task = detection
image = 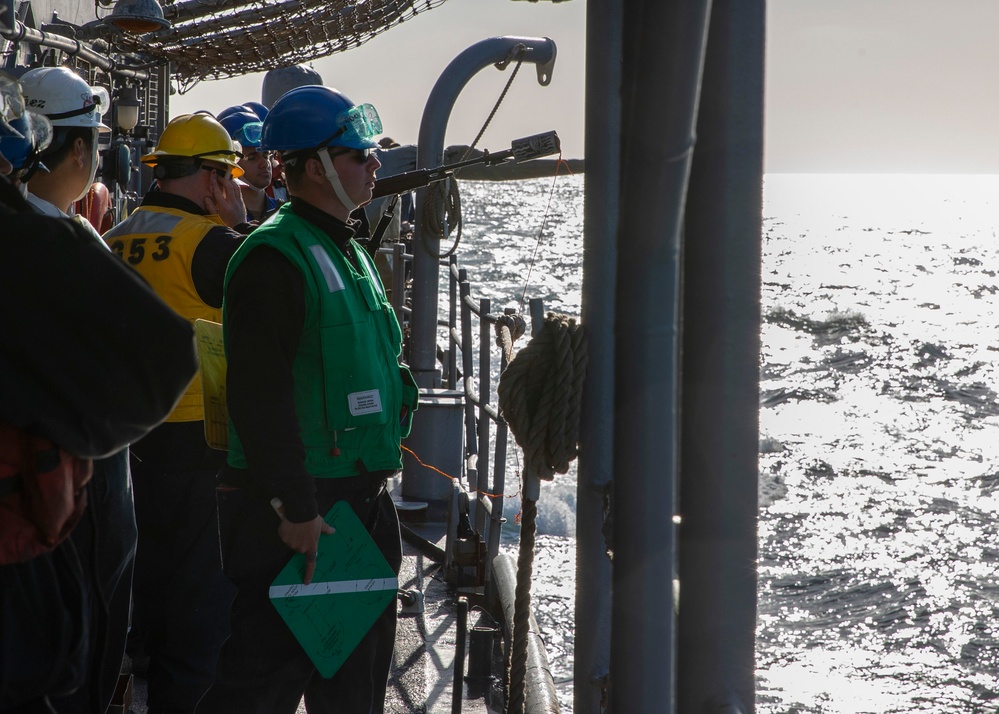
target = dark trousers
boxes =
[130,422,234,714]
[197,477,402,714]
[50,448,137,714]
[0,449,136,714]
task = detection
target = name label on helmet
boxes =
[309,245,345,293]
[26,99,46,108]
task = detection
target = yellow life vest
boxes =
[104,205,225,423]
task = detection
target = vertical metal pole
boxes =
[487,349,509,601]
[528,298,545,339]
[575,0,622,711]
[449,255,459,390]
[677,1,764,712]
[611,2,713,713]
[452,597,469,714]
[460,276,478,496]
[392,242,406,328]
[475,298,491,535]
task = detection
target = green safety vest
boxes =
[225,205,417,479]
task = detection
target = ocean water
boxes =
[759,174,999,714]
[451,174,583,711]
[454,173,999,713]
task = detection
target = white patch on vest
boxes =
[348,389,383,416]
[309,245,345,293]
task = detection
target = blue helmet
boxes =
[219,109,264,148]
[215,105,241,121]
[242,101,268,122]
[0,77,52,173]
[0,114,37,170]
[259,86,381,154]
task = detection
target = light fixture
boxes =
[104,0,171,33]
[116,85,142,133]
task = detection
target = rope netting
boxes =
[107,0,449,85]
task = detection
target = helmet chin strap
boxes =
[71,129,100,204]
[319,147,357,215]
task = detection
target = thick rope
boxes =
[506,498,537,714]
[498,313,587,714]
[498,313,587,479]
[495,312,527,364]
[420,178,462,259]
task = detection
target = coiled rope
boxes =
[498,313,587,480]
[498,312,587,714]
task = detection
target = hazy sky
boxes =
[171,0,999,174]
[766,0,999,173]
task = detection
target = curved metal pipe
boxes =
[0,20,150,79]
[409,35,556,388]
[492,554,559,714]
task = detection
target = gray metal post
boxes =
[677,1,764,712]
[403,36,558,509]
[574,0,622,710]
[459,275,478,466]
[611,1,713,713]
[475,297,491,534]
[391,242,406,326]
[448,255,459,389]
[409,36,557,389]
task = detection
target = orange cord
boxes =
[401,444,521,503]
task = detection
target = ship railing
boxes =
[381,237,543,592]
[444,256,556,714]
[378,241,413,327]
[384,242,554,712]
[443,254,545,593]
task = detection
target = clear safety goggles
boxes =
[0,73,26,137]
[0,73,52,154]
[339,103,381,141]
[321,103,382,148]
[234,121,263,147]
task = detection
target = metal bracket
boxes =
[494,42,528,71]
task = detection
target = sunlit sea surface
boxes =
[455,173,999,713]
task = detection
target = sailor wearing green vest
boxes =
[197,86,418,714]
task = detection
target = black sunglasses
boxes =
[200,164,232,180]
[327,147,372,164]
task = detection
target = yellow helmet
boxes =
[141,113,244,178]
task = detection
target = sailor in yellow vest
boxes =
[196,87,418,713]
[102,113,249,714]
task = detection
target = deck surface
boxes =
[123,522,497,713]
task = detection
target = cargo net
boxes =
[109,0,449,88]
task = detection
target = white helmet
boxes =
[19,67,111,132]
